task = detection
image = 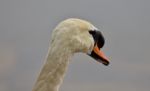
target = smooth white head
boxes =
[50,18,109,65]
[32,18,109,91]
[51,18,95,54]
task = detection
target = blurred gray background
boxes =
[0,0,150,91]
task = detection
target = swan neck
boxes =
[32,45,73,91]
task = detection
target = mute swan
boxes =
[32,18,109,91]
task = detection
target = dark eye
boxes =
[89,30,96,35]
[89,30,97,44]
[89,30,105,48]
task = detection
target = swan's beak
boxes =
[88,44,109,66]
[93,43,109,66]
[88,31,109,66]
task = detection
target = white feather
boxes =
[32,18,97,91]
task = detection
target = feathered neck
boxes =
[32,43,73,91]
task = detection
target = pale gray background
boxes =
[0,0,150,91]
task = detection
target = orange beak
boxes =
[88,30,109,66]
[88,43,109,66]
[93,44,109,65]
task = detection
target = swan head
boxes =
[51,18,109,66]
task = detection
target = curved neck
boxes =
[32,44,73,91]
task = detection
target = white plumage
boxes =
[32,18,109,91]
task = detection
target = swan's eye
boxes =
[89,30,96,35]
[89,30,105,48]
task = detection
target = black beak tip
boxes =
[103,61,109,66]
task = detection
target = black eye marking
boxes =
[89,30,105,48]
[89,30,98,43]
[89,30,96,35]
